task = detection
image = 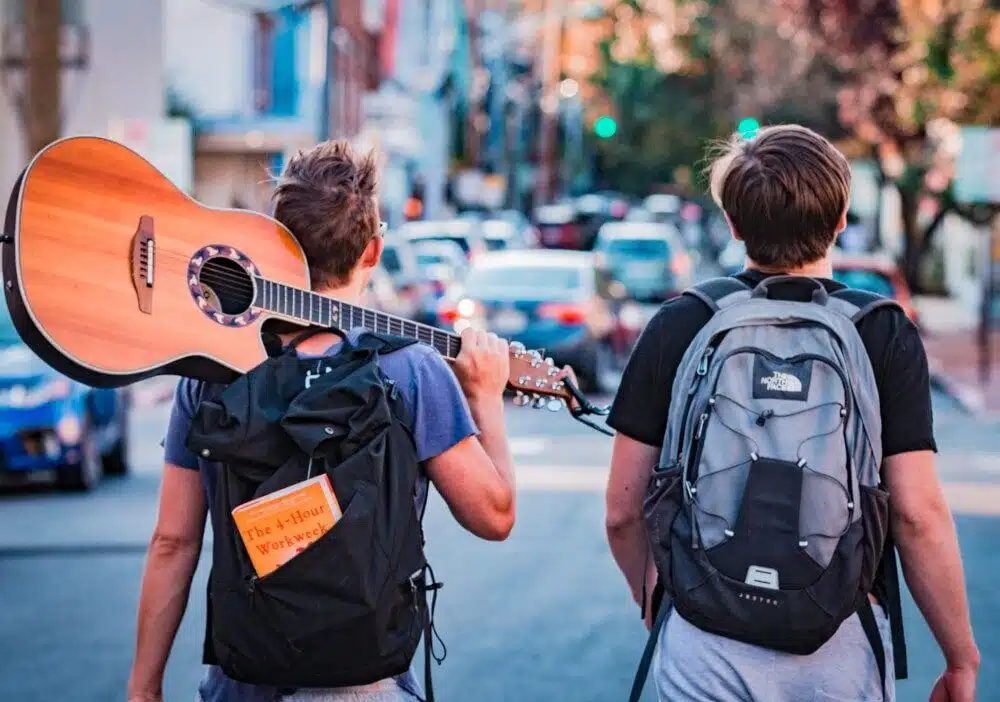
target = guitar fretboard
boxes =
[253,277,461,358]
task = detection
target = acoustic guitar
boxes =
[1,137,576,412]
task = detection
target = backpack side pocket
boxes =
[644,461,684,595]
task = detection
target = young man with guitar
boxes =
[127,141,519,702]
[606,125,979,701]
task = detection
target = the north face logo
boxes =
[759,371,802,393]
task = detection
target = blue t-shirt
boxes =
[163,329,478,702]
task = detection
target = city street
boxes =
[0,386,997,701]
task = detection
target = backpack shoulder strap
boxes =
[828,288,904,324]
[682,277,750,312]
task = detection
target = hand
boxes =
[929,666,978,702]
[127,693,163,702]
[455,328,510,402]
[554,365,582,412]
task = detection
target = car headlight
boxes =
[56,414,83,444]
[0,378,71,408]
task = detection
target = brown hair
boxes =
[272,140,381,290]
[708,124,851,269]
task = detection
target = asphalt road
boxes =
[0,383,998,702]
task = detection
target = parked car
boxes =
[533,203,586,250]
[362,264,420,320]
[380,235,437,323]
[437,250,627,392]
[832,251,919,323]
[399,220,487,263]
[491,209,539,248]
[593,221,693,302]
[480,218,533,251]
[0,301,129,490]
[411,239,468,299]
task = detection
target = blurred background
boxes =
[0,0,999,700]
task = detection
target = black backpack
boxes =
[186,329,442,696]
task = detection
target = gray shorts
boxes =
[277,679,420,702]
[653,605,895,702]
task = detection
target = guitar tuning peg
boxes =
[546,398,565,412]
[513,391,529,407]
[531,394,546,409]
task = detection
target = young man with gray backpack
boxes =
[606,125,979,701]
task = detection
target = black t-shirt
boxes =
[608,269,937,457]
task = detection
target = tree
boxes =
[22,0,62,157]
[778,0,1000,290]
[588,0,847,194]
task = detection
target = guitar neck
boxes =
[253,277,461,359]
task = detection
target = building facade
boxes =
[0,0,165,199]
[166,0,377,212]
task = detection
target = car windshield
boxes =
[416,251,456,267]
[411,235,470,254]
[832,269,896,297]
[602,238,669,260]
[0,300,21,347]
[464,265,584,299]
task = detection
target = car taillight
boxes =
[538,302,587,325]
[561,224,576,247]
[671,252,692,276]
[438,304,459,324]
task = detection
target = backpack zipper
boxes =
[677,346,715,467]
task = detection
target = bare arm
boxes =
[127,465,207,702]
[427,329,514,541]
[606,432,659,622]
[884,451,979,671]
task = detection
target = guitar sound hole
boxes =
[199,257,254,315]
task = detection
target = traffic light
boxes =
[595,116,617,139]
[737,118,760,139]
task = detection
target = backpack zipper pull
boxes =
[696,347,714,376]
[756,409,775,426]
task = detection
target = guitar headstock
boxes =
[506,342,573,411]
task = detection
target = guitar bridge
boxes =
[130,215,155,314]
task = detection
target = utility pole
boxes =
[319,0,337,140]
[23,0,62,156]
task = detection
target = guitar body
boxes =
[3,136,310,388]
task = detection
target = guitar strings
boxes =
[154,252,459,348]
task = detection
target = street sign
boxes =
[955,126,1000,204]
[108,118,193,193]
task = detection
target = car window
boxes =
[831,269,896,297]
[0,300,20,347]
[601,238,670,259]
[416,251,457,266]
[413,236,470,254]
[464,265,584,299]
[484,239,508,251]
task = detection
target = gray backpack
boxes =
[630,276,906,700]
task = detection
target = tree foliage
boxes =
[777,0,1000,288]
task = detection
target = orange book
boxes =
[232,474,342,577]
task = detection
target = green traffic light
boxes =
[595,116,617,139]
[737,118,760,139]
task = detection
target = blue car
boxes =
[0,301,128,490]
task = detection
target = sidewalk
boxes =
[915,296,1000,416]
